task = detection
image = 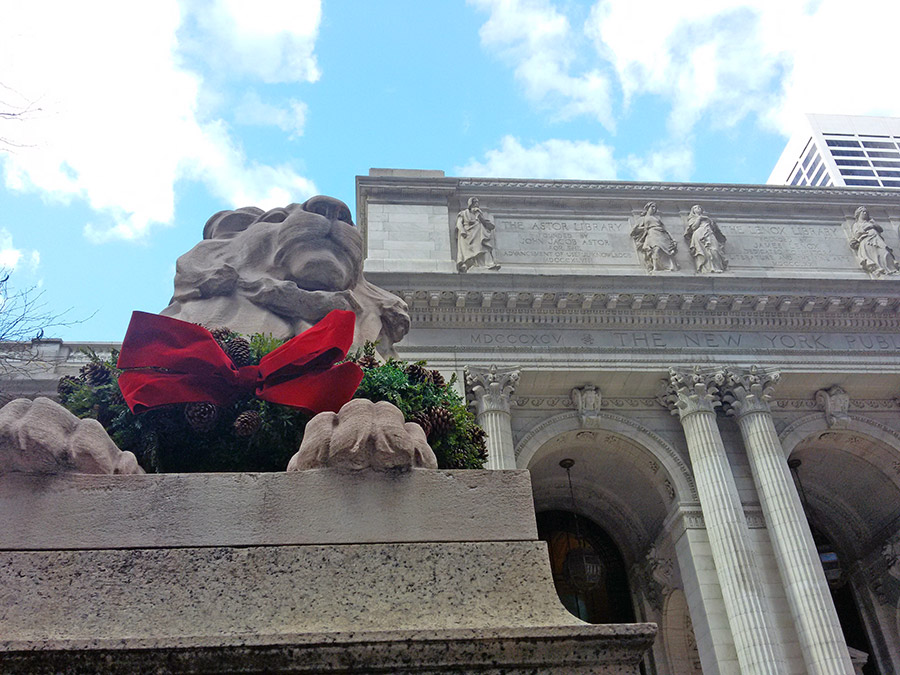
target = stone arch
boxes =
[516,410,696,502]
[779,412,900,674]
[662,589,703,675]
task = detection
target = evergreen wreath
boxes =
[59,336,487,473]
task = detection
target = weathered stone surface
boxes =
[0,467,656,674]
[0,470,538,549]
[161,195,410,355]
[288,399,437,471]
[0,625,657,674]
[0,397,142,475]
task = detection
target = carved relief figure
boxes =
[456,197,501,272]
[631,202,678,272]
[570,384,602,427]
[848,206,898,277]
[161,195,410,356]
[684,205,727,273]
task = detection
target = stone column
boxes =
[662,368,784,675]
[465,365,519,470]
[723,368,854,675]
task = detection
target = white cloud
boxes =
[0,1,320,242]
[234,91,308,137]
[184,0,321,84]
[625,148,694,183]
[587,0,900,137]
[470,0,614,128]
[473,0,900,156]
[458,135,618,179]
[0,228,39,272]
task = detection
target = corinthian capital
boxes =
[722,366,780,417]
[659,366,725,419]
[465,365,520,415]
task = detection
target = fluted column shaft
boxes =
[665,369,784,675]
[725,369,853,675]
[465,366,519,469]
[478,408,515,469]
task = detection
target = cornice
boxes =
[357,173,900,202]
[457,178,900,202]
[400,302,900,330]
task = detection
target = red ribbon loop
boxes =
[117,310,363,415]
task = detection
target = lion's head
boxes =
[161,195,409,355]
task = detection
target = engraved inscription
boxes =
[726,223,849,269]
[496,218,633,265]
[406,328,900,354]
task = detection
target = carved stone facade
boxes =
[5,171,900,674]
[356,171,900,675]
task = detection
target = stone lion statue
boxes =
[161,195,409,356]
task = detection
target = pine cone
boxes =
[467,425,488,458]
[225,337,252,367]
[405,363,430,384]
[207,326,233,343]
[427,406,454,438]
[110,381,125,406]
[57,375,81,398]
[80,361,111,386]
[184,402,218,432]
[358,354,378,369]
[411,410,433,437]
[233,410,262,437]
[430,370,446,388]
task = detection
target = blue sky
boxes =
[2,0,899,341]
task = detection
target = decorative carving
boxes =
[663,479,675,501]
[647,544,675,594]
[847,206,898,277]
[0,397,144,475]
[631,202,678,272]
[660,367,725,418]
[570,384,602,427]
[465,365,520,416]
[456,197,500,273]
[882,534,900,579]
[683,205,727,273]
[632,545,674,611]
[161,196,410,356]
[722,366,780,417]
[815,385,851,428]
[287,399,437,471]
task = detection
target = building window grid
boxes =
[823,132,900,187]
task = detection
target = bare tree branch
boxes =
[0,270,94,399]
[0,83,41,151]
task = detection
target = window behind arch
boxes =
[536,510,635,624]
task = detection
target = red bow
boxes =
[117,310,363,415]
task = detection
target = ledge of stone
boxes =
[0,469,538,549]
[1,625,658,674]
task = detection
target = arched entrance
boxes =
[781,415,900,675]
[518,411,696,674]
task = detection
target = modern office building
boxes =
[769,114,900,189]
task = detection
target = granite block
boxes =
[0,470,538,550]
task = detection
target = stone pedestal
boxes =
[0,470,655,673]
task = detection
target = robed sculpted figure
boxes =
[684,205,727,273]
[848,206,898,277]
[161,195,410,356]
[456,197,500,272]
[631,202,678,272]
